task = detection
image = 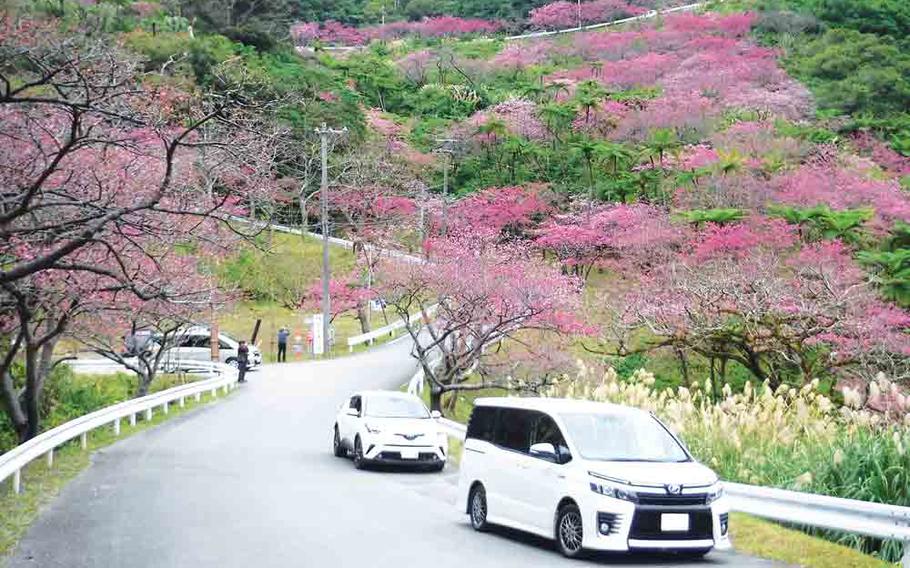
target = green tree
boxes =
[680,209,746,228]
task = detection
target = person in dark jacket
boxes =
[237,340,249,383]
[277,327,289,363]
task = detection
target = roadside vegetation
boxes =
[0,369,201,454]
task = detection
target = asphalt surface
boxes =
[8,337,785,567]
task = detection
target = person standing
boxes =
[237,340,249,383]
[277,327,289,363]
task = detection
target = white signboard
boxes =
[312,313,325,355]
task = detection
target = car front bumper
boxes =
[362,442,446,466]
[580,496,732,553]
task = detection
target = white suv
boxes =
[333,391,447,471]
[456,397,731,558]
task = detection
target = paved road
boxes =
[8,338,783,567]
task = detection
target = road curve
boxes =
[8,338,784,567]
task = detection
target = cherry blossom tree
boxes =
[300,275,375,325]
[448,185,552,240]
[529,0,645,30]
[536,204,684,280]
[0,17,279,441]
[377,237,583,412]
[600,234,910,389]
[73,258,221,397]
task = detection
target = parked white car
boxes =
[333,391,447,471]
[159,327,262,371]
[456,397,731,558]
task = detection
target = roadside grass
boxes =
[447,436,463,468]
[729,513,892,568]
[0,388,231,559]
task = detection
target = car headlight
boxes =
[364,423,382,434]
[590,481,638,503]
[706,483,724,504]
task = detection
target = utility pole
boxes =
[576,0,582,28]
[434,138,456,237]
[315,123,347,355]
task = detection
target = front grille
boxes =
[629,508,713,541]
[597,512,623,535]
[376,451,439,462]
[637,493,708,507]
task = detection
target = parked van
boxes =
[158,327,262,371]
[456,397,730,558]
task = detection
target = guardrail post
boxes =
[46,449,53,468]
[12,469,20,494]
[211,387,217,398]
[113,418,120,436]
[902,542,909,568]
[179,396,185,408]
[129,413,136,427]
[80,432,87,450]
[195,392,201,402]
[162,401,169,415]
[145,408,152,421]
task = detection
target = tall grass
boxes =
[546,365,910,561]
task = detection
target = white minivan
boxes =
[456,397,731,558]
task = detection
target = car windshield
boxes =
[559,412,690,463]
[365,396,430,419]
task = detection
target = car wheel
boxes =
[556,503,585,558]
[333,426,346,458]
[353,436,366,470]
[225,358,239,369]
[469,485,489,532]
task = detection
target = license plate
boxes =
[660,513,690,532]
[400,448,419,460]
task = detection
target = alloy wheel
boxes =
[470,487,488,531]
[558,507,583,556]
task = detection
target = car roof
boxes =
[473,396,648,417]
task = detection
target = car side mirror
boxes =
[529,442,557,462]
[430,410,442,419]
[345,408,360,417]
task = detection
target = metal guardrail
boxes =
[504,2,705,41]
[232,217,422,265]
[434,418,910,565]
[347,305,438,351]
[0,362,238,495]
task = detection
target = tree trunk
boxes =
[23,344,41,441]
[675,347,690,387]
[429,386,443,413]
[356,303,371,335]
[708,357,716,403]
[136,367,154,397]
[0,369,27,442]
